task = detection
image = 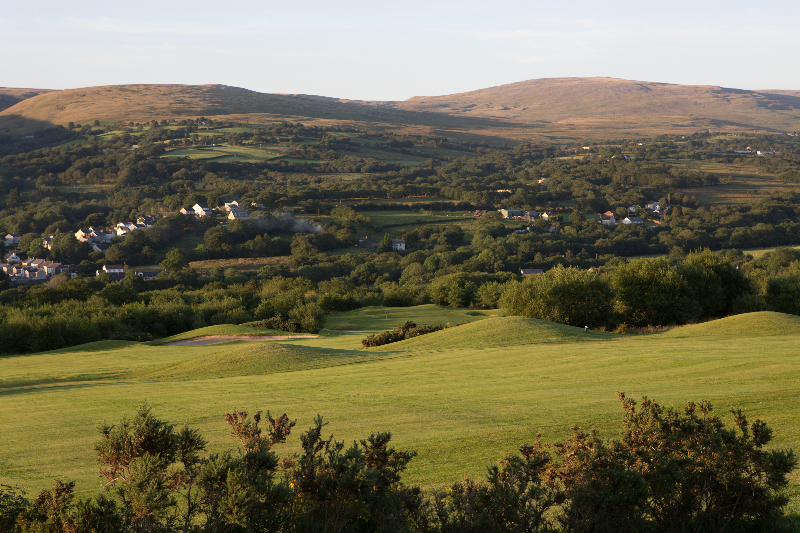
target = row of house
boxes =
[179,202,250,220]
[1,253,75,284]
[498,209,558,221]
[73,216,157,254]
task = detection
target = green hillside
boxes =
[659,311,800,338]
[2,308,800,501]
[372,315,618,352]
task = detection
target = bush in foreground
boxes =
[3,396,796,532]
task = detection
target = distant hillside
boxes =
[0,84,497,137]
[383,77,800,133]
[0,87,54,113]
[2,78,799,140]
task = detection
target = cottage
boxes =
[540,211,557,221]
[597,215,616,226]
[180,207,194,216]
[223,201,241,212]
[4,251,21,263]
[391,239,406,251]
[228,210,249,220]
[137,215,155,226]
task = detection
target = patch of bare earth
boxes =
[163,335,317,346]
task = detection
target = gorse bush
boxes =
[361,320,445,347]
[5,397,795,532]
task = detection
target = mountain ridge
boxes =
[2,78,799,140]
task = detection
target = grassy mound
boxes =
[126,342,383,381]
[148,323,303,345]
[371,316,617,352]
[659,311,800,338]
[324,304,488,332]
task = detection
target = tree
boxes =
[377,233,392,252]
[160,249,190,272]
[6,188,23,207]
[612,258,694,326]
[501,265,613,328]
[95,404,206,532]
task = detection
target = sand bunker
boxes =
[163,335,317,346]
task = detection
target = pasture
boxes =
[2,308,800,508]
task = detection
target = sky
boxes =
[2,0,799,101]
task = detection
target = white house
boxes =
[228,210,249,220]
[193,203,213,217]
[622,217,644,225]
[391,239,406,251]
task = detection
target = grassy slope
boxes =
[1,310,800,500]
[0,88,54,113]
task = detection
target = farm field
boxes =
[2,307,800,508]
[161,144,284,161]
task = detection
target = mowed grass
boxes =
[2,309,800,501]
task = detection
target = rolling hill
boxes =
[0,87,54,113]
[2,309,800,497]
[1,78,799,140]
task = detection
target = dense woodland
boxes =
[2,121,800,353]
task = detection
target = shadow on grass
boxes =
[0,377,124,396]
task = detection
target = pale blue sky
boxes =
[2,0,798,100]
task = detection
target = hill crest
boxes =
[2,78,799,139]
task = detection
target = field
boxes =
[161,144,284,161]
[2,307,800,509]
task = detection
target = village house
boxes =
[391,239,406,251]
[4,252,21,263]
[228,210,249,220]
[597,215,616,226]
[193,203,213,217]
[136,270,161,281]
[540,211,557,221]
[223,201,241,212]
[3,233,20,248]
[622,216,644,225]
[180,207,194,216]
[96,264,126,282]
